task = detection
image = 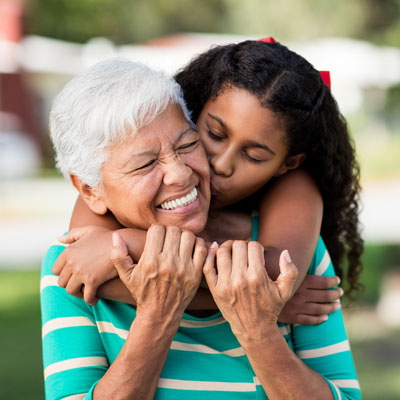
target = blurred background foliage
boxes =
[24,0,400,46]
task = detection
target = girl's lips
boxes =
[210,183,219,196]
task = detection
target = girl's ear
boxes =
[275,153,306,177]
[70,174,108,215]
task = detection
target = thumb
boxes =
[58,227,90,244]
[111,232,135,284]
[203,242,219,288]
[276,250,298,302]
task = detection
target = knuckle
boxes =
[216,246,230,256]
[326,289,340,301]
[167,225,181,235]
[150,224,165,234]
[85,276,97,286]
[220,240,233,249]
[182,230,195,240]
[197,245,208,258]
[247,274,260,287]
[249,241,262,251]
[58,278,66,288]
[196,237,206,246]
[232,278,245,291]
[65,286,74,295]
[232,240,246,249]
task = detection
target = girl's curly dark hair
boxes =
[175,40,363,298]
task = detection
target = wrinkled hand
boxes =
[278,275,343,325]
[203,240,298,343]
[52,227,117,305]
[111,225,207,324]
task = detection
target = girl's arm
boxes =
[69,195,123,230]
[258,168,323,285]
[258,169,342,324]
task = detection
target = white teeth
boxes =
[159,187,198,210]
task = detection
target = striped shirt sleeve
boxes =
[291,238,361,400]
[41,243,108,400]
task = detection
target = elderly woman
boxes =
[42,59,213,398]
[42,58,357,400]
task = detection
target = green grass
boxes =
[351,336,400,400]
[358,243,400,303]
[0,269,44,400]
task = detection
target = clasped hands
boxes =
[110,224,298,331]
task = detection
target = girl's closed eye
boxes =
[244,152,264,164]
[208,129,224,141]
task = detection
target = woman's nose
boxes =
[162,155,192,186]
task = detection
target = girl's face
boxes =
[196,87,301,210]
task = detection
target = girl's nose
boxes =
[209,150,234,178]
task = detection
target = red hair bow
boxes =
[258,37,331,89]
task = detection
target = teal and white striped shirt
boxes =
[41,236,361,399]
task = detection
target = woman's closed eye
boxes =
[135,159,157,171]
[177,140,200,151]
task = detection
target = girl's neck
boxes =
[201,208,252,243]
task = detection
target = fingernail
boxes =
[112,232,119,247]
[210,241,219,249]
[339,288,344,296]
[283,250,291,263]
[322,315,328,321]
[336,276,341,285]
[334,302,341,310]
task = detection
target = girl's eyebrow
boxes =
[208,112,275,155]
[207,113,227,129]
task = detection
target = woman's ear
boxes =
[70,174,108,215]
[275,153,306,177]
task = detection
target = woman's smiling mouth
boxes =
[159,187,198,210]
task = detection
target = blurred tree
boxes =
[24,0,227,43]
[23,0,400,46]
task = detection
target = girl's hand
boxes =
[203,240,298,343]
[278,275,343,325]
[58,225,105,244]
[52,227,118,305]
[111,225,207,324]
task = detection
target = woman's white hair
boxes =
[50,57,192,187]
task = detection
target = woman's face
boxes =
[94,104,210,234]
[196,87,292,210]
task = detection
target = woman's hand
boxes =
[278,275,343,325]
[203,240,298,343]
[111,224,207,324]
[52,227,117,305]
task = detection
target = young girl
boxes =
[53,39,362,322]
